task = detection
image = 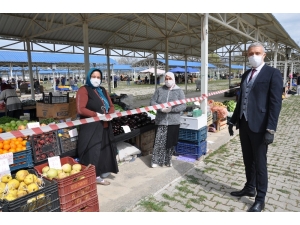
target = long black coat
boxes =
[77,86,118,176]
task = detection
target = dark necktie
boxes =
[248,69,256,83]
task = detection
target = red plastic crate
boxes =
[64,195,100,212]
[59,182,97,205]
[34,157,96,195]
[60,190,97,212]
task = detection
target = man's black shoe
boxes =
[230,189,256,197]
[247,202,265,212]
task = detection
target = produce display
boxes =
[0,118,28,132]
[222,100,237,112]
[0,170,44,201]
[112,112,154,136]
[208,100,228,119]
[114,104,124,112]
[0,137,28,154]
[31,131,60,163]
[41,163,82,180]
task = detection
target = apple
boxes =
[18,125,26,130]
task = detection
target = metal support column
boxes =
[229,50,232,88]
[165,39,169,73]
[26,40,35,99]
[273,43,278,69]
[283,58,288,89]
[200,13,208,114]
[83,20,90,77]
[154,51,157,90]
[106,47,111,94]
[184,55,188,94]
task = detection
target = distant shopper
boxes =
[150,72,186,168]
[126,75,131,86]
[56,78,60,86]
[297,73,300,95]
[0,83,23,119]
[33,79,40,94]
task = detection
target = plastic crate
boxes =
[175,140,207,159]
[9,148,34,172]
[31,131,61,164]
[2,169,60,212]
[43,92,69,104]
[34,157,96,195]
[178,126,207,143]
[64,195,100,212]
[59,185,97,211]
[57,127,78,155]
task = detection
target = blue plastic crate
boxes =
[178,126,207,143]
[9,148,34,172]
[175,140,207,159]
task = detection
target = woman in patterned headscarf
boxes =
[76,68,118,185]
[0,83,23,119]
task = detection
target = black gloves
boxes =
[264,132,274,145]
[228,123,234,136]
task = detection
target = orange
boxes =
[11,137,16,141]
[22,140,27,146]
[0,149,3,154]
[2,150,8,154]
[3,140,10,145]
[3,144,10,150]
[10,143,16,149]
[0,143,3,148]
[14,141,20,145]
[17,137,23,142]
[17,144,23,149]
[16,147,22,152]
[9,148,16,153]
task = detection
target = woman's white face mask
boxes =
[165,80,175,88]
[90,78,101,87]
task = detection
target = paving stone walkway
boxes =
[126,95,300,212]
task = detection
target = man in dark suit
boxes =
[228,42,283,212]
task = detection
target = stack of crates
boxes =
[175,125,208,160]
[34,157,99,212]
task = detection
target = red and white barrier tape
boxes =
[0,87,236,140]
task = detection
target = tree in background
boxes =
[116,57,139,65]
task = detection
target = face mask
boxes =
[165,80,175,88]
[90,78,101,87]
[248,55,263,68]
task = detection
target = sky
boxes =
[273,13,300,44]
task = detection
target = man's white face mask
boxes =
[248,55,263,68]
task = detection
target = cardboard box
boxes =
[36,98,77,119]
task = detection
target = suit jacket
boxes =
[230,64,283,133]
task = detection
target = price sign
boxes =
[0,158,11,177]
[121,125,131,133]
[0,152,13,165]
[27,122,40,129]
[48,156,62,169]
[68,128,78,137]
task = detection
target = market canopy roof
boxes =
[0,51,117,66]
[158,59,217,69]
[139,68,165,74]
[0,13,298,60]
[224,64,250,70]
